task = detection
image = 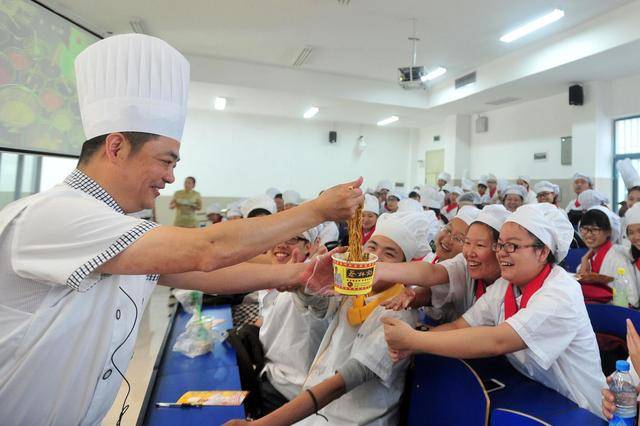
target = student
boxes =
[457,191,482,208]
[266,188,284,213]
[408,190,421,201]
[283,190,302,210]
[501,185,528,212]
[361,194,380,244]
[516,175,538,204]
[225,211,431,426]
[566,173,593,225]
[576,206,638,306]
[481,174,499,205]
[241,194,277,218]
[441,186,463,222]
[226,200,244,220]
[382,203,607,418]
[533,180,561,207]
[384,190,404,213]
[205,203,223,224]
[420,186,445,222]
[437,172,451,191]
[375,180,393,205]
[477,175,489,203]
[383,205,509,322]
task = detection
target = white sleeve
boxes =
[432,254,468,309]
[505,286,578,370]
[11,192,157,292]
[462,281,504,327]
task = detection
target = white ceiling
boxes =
[41,0,640,127]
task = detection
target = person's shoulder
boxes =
[539,265,582,300]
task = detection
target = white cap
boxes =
[226,201,243,219]
[372,211,432,261]
[241,195,277,218]
[318,221,340,245]
[398,198,423,213]
[75,34,190,141]
[486,174,497,183]
[420,186,445,209]
[577,189,609,211]
[449,186,464,196]
[587,206,622,244]
[625,203,640,227]
[282,190,301,206]
[506,203,574,262]
[387,190,405,201]
[617,159,640,190]
[477,175,489,187]
[457,192,481,206]
[363,194,380,215]
[266,187,281,198]
[300,225,322,244]
[455,205,481,225]
[517,175,531,185]
[461,178,475,192]
[572,173,592,185]
[474,204,511,232]
[497,179,510,194]
[533,180,560,195]
[205,203,222,215]
[437,172,451,182]
[424,210,441,244]
[501,184,528,201]
[376,180,393,192]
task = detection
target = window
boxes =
[0,151,77,209]
[613,116,640,210]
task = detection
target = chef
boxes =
[0,34,362,425]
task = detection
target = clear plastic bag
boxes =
[173,290,203,316]
[173,315,228,358]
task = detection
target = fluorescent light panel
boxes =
[303,106,319,119]
[500,9,564,43]
[214,97,226,110]
[377,115,399,126]
[421,67,447,81]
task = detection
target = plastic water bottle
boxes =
[609,360,638,426]
[612,268,630,308]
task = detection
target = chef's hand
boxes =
[310,177,364,222]
[626,319,640,375]
[601,375,640,420]
[381,286,416,311]
[381,316,417,362]
[299,247,344,296]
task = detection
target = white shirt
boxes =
[462,265,606,418]
[0,170,158,425]
[259,291,332,400]
[566,198,581,212]
[525,189,537,204]
[297,296,416,426]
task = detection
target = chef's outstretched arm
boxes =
[96,178,363,276]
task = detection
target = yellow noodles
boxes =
[347,203,366,261]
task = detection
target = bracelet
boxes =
[306,389,328,422]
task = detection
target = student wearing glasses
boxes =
[576,206,638,307]
[382,203,606,418]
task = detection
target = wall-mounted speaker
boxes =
[569,85,583,106]
[329,131,337,143]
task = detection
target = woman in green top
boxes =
[170,176,202,227]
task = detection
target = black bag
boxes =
[226,324,265,419]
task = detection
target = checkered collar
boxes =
[64,169,124,214]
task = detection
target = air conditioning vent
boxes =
[455,72,476,89]
[485,97,520,106]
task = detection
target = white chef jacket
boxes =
[462,265,606,418]
[598,245,639,307]
[296,296,416,426]
[259,291,332,400]
[0,169,159,425]
[525,189,537,204]
[566,198,581,212]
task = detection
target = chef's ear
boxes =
[104,133,129,162]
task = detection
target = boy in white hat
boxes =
[383,203,606,418]
[566,172,594,212]
[230,211,430,425]
[0,34,364,425]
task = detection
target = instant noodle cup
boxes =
[331,252,378,295]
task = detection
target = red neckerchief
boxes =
[589,240,613,274]
[474,280,487,300]
[361,225,376,244]
[575,199,581,208]
[413,255,426,262]
[504,264,552,320]
[431,256,440,264]
[445,203,458,213]
[635,258,640,272]
[489,188,496,198]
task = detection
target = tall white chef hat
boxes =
[617,159,640,190]
[372,211,433,261]
[506,203,574,262]
[75,34,190,141]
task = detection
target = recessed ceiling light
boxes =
[500,9,564,43]
[421,67,447,82]
[303,106,319,119]
[377,116,399,126]
[214,97,226,110]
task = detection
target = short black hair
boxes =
[247,209,271,218]
[579,209,612,232]
[78,132,159,165]
[186,176,196,185]
[408,191,420,199]
[274,194,283,199]
[526,231,556,264]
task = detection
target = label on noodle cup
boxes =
[332,252,378,295]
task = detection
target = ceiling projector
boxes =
[398,66,427,90]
